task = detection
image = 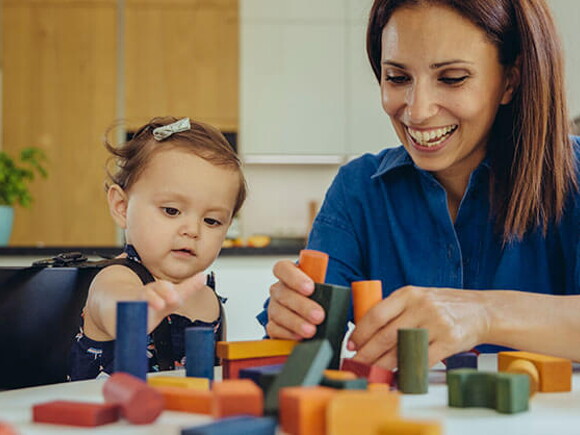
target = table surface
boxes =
[0,355,579,434]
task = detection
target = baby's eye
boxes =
[162,207,180,216]
[204,218,222,227]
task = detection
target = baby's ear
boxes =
[107,184,129,229]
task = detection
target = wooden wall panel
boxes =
[125,0,239,131]
[2,0,118,246]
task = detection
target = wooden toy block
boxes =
[211,379,264,418]
[397,328,429,394]
[279,386,338,435]
[239,363,285,388]
[498,351,572,392]
[341,358,394,384]
[153,385,213,414]
[502,358,539,396]
[0,422,18,435]
[115,301,148,380]
[222,355,288,379]
[103,372,164,424]
[181,416,277,435]
[216,339,297,360]
[298,249,329,284]
[368,383,391,392]
[32,400,119,427]
[264,339,333,415]
[308,282,351,369]
[444,351,478,371]
[447,369,529,414]
[185,326,215,380]
[379,419,442,435]
[324,369,356,381]
[326,390,400,435]
[321,376,368,390]
[352,280,383,323]
[147,376,210,390]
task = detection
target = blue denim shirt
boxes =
[257,138,580,351]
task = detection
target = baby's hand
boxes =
[141,273,206,315]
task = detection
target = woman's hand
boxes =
[266,260,326,340]
[347,285,492,369]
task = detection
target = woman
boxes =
[259,0,580,369]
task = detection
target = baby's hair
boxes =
[104,116,247,217]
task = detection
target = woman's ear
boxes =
[500,56,521,105]
[107,184,129,229]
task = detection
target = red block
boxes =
[212,379,264,418]
[222,355,288,379]
[341,358,394,385]
[103,372,164,424]
[32,401,120,427]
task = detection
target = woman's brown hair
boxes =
[105,116,247,217]
[367,0,576,241]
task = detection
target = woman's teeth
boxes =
[408,125,457,147]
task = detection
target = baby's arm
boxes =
[83,265,206,341]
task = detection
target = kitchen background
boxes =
[1,0,580,341]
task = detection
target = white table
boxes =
[0,355,579,434]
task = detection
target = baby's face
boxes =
[122,148,239,283]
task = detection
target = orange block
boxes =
[498,351,572,392]
[279,386,338,435]
[504,359,539,396]
[324,370,357,381]
[368,383,391,392]
[212,379,263,418]
[298,249,329,284]
[327,390,400,435]
[216,339,297,360]
[352,280,383,323]
[148,376,210,390]
[379,419,442,435]
[154,386,213,414]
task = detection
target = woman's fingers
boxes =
[273,260,315,296]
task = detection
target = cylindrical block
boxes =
[185,327,215,380]
[298,249,329,284]
[115,301,148,380]
[506,359,539,396]
[397,328,429,394]
[352,280,383,323]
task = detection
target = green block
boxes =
[308,283,351,369]
[320,376,368,390]
[397,328,428,394]
[264,339,333,415]
[496,372,530,414]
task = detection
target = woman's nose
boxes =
[405,82,438,124]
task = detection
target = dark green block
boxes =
[448,369,495,408]
[308,283,351,369]
[321,376,368,390]
[264,339,333,415]
[495,372,530,414]
[397,328,428,394]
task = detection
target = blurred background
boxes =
[1,0,579,248]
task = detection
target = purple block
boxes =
[239,363,285,386]
[445,352,478,371]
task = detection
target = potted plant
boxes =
[0,147,48,245]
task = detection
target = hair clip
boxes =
[152,118,191,141]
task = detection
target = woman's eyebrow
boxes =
[381,59,474,69]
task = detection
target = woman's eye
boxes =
[439,76,468,85]
[204,218,222,227]
[163,207,180,216]
[385,75,410,84]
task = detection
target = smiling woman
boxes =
[261,0,580,370]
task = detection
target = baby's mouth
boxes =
[173,248,195,257]
[407,124,458,147]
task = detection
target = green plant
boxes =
[0,147,48,207]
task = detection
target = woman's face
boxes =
[380,4,516,181]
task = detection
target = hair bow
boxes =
[152,118,191,141]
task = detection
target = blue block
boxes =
[239,364,285,386]
[185,326,215,380]
[446,352,478,371]
[181,416,277,435]
[115,301,148,380]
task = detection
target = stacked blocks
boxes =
[298,250,352,369]
[341,358,394,385]
[239,364,285,391]
[497,351,572,393]
[398,328,429,394]
[447,369,529,414]
[148,376,210,390]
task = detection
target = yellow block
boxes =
[368,383,391,392]
[498,351,572,392]
[327,390,400,435]
[324,370,357,381]
[216,339,298,360]
[379,419,442,435]
[147,376,210,390]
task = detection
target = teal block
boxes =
[496,372,530,414]
[321,376,368,390]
